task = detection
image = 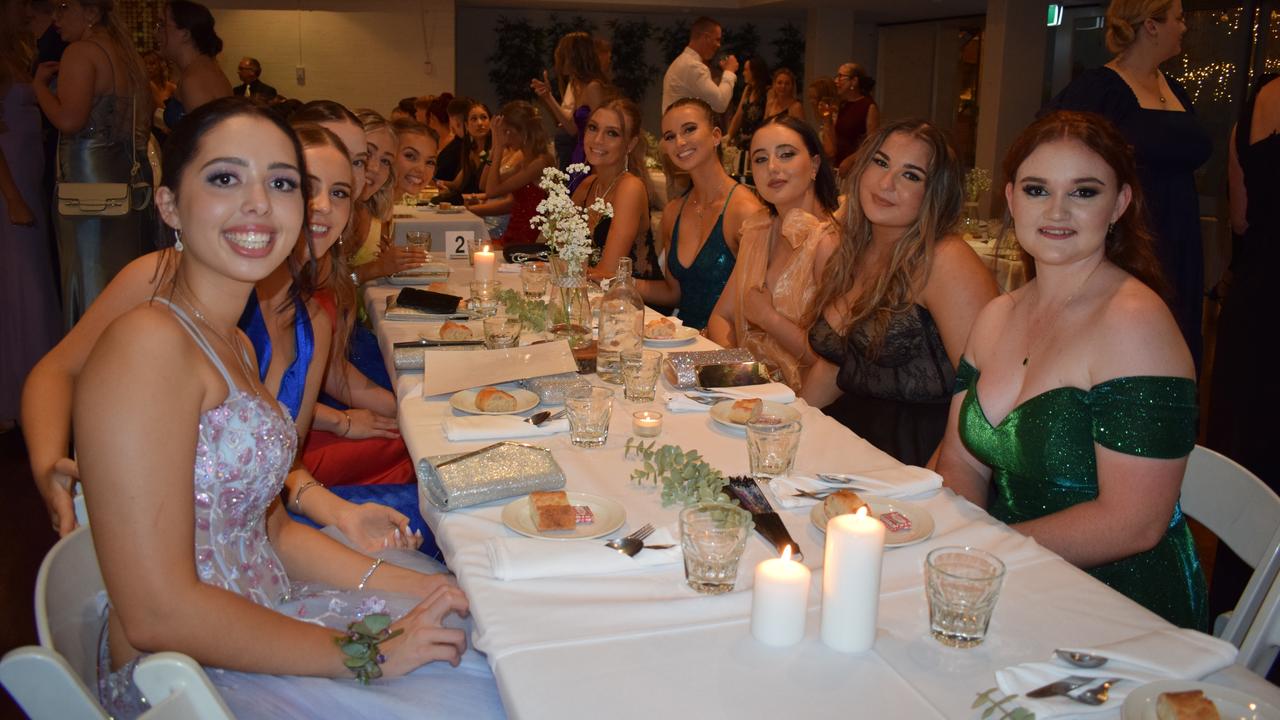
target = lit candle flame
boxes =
[855,506,869,518]
[781,545,793,562]
[483,244,491,253]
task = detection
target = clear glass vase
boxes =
[548,255,594,354]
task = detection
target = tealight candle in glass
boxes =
[632,410,663,437]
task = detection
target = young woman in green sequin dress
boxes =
[936,111,1206,630]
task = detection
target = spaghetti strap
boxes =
[716,184,739,222]
[152,297,241,392]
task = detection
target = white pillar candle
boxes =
[820,507,884,652]
[474,245,496,283]
[751,545,810,646]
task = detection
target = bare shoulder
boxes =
[932,233,988,269]
[613,173,647,207]
[924,234,1000,302]
[730,185,764,216]
[1091,274,1193,381]
[82,303,198,388]
[660,196,683,235]
[965,291,1017,365]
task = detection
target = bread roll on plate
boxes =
[440,320,473,340]
[475,387,517,412]
[1156,690,1220,720]
[726,398,763,424]
[530,491,576,531]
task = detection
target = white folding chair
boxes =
[1179,445,1280,647]
[0,527,233,719]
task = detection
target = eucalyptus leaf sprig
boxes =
[624,439,731,506]
[496,288,549,332]
[972,688,1034,720]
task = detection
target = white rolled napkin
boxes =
[995,629,1238,718]
[487,528,682,580]
[766,466,943,509]
[664,383,797,413]
[443,416,569,442]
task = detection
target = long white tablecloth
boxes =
[364,262,1279,719]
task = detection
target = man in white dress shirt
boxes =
[660,16,739,114]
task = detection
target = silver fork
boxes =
[683,394,725,406]
[604,523,655,556]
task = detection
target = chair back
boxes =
[34,527,106,685]
[0,646,108,719]
[1180,445,1280,646]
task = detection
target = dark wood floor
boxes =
[0,428,62,720]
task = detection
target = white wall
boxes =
[205,0,456,115]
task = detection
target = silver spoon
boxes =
[1054,649,1108,668]
[1068,678,1122,705]
[604,524,655,556]
[523,410,551,425]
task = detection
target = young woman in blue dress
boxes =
[936,110,1205,629]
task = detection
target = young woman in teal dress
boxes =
[936,110,1205,630]
[637,97,762,329]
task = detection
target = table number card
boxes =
[448,231,475,260]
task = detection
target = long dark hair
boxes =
[1001,110,1167,298]
[167,0,222,58]
[158,98,316,308]
[749,114,838,216]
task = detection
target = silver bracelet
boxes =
[291,479,321,513]
[357,558,385,591]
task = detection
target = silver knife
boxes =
[1025,676,1093,699]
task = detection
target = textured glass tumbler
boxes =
[621,350,662,401]
[925,546,1006,648]
[746,416,801,481]
[679,503,752,594]
[520,262,551,300]
[482,315,521,349]
[566,386,613,448]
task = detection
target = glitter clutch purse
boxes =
[662,348,757,389]
[521,372,590,403]
[418,442,566,511]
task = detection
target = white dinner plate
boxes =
[709,400,801,435]
[421,320,482,342]
[449,387,540,415]
[644,326,699,347]
[501,492,626,540]
[1121,680,1280,720]
[809,499,935,548]
[433,206,465,214]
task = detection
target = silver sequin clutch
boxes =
[662,348,757,388]
[418,442,566,511]
[521,372,590,404]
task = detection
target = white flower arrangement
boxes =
[964,167,992,203]
[529,163,612,271]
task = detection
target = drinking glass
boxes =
[468,280,498,318]
[565,386,613,448]
[925,546,1006,648]
[746,416,801,481]
[520,262,551,300]
[406,230,432,262]
[482,315,521,349]
[679,502,752,594]
[620,350,662,402]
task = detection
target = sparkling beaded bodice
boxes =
[192,391,297,607]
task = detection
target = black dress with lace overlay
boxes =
[808,305,955,465]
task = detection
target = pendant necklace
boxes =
[175,284,264,397]
[1021,261,1103,366]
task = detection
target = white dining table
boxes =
[363,261,1280,719]
[389,203,491,255]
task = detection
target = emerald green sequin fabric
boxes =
[954,359,1207,630]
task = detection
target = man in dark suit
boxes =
[233,57,277,101]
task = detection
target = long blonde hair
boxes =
[806,119,963,356]
[80,1,150,108]
[354,108,396,221]
[0,0,35,87]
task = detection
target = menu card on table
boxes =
[421,340,578,396]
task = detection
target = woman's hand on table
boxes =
[39,456,80,536]
[377,245,429,276]
[379,584,470,676]
[334,502,421,553]
[345,408,400,440]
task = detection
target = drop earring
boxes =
[174,229,184,252]
[1106,222,1115,238]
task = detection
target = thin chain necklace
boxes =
[174,284,264,397]
[689,177,732,219]
[1020,261,1103,366]
[588,170,624,227]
